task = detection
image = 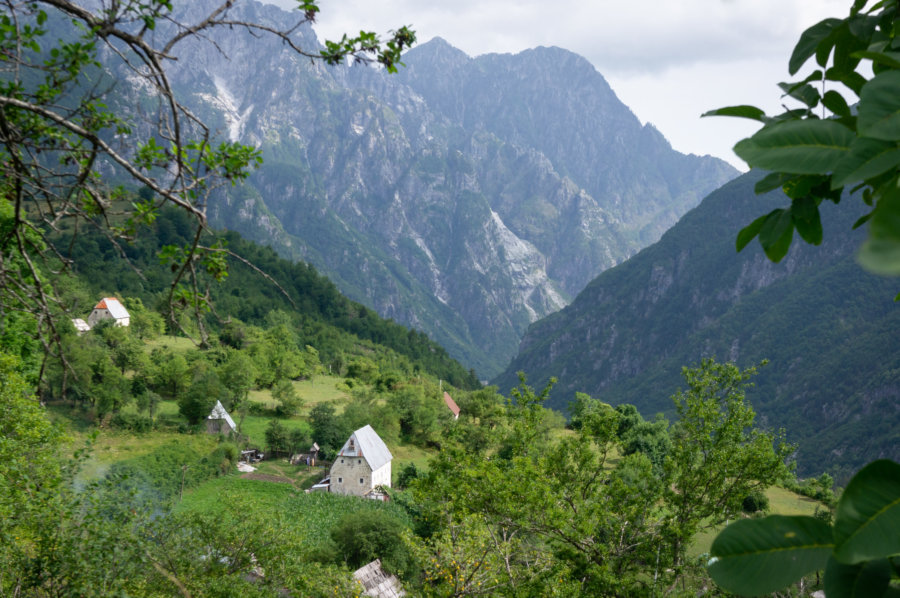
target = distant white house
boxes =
[87,297,130,328]
[206,400,236,435]
[330,425,392,498]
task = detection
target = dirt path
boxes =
[241,463,301,489]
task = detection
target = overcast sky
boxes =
[269,0,851,170]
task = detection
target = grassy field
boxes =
[177,475,412,551]
[391,443,433,480]
[239,414,311,448]
[688,486,823,557]
[247,375,351,416]
[143,335,198,354]
[73,429,220,484]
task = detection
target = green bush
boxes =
[109,412,154,433]
[741,489,770,514]
[328,510,415,577]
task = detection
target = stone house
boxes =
[87,297,130,328]
[330,425,392,497]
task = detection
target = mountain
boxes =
[128,0,737,378]
[495,171,900,479]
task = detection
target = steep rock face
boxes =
[158,1,736,377]
[496,171,900,479]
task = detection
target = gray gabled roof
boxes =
[207,400,236,430]
[338,425,392,471]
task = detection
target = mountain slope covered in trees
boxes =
[118,0,738,377]
[496,171,900,479]
[60,207,480,390]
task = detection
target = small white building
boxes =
[330,425,392,497]
[353,559,405,597]
[71,318,91,335]
[87,297,130,327]
[206,400,236,435]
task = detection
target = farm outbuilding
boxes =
[330,425,392,497]
[71,318,91,335]
[206,400,236,435]
[352,559,405,597]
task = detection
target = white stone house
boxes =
[206,400,236,435]
[330,425,392,497]
[87,297,130,327]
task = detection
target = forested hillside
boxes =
[497,171,900,479]
[60,207,480,390]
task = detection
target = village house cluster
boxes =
[71,297,130,333]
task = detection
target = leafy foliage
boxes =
[708,459,900,596]
[705,0,900,273]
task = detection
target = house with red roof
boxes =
[443,391,460,420]
[87,297,130,328]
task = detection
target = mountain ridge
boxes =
[137,2,739,377]
[495,171,900,478]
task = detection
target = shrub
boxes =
[741,489,770,514]
[329,510,415,577]
[109,412,154,433]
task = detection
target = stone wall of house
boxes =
[331,458,391,496]
[331,457,373,496]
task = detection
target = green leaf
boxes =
[734,120,855,175]
[852,212,873,229]
[759,209,794,262]
[790,19,843,75]
[708,515,833,596]
[858,71,900,140]
[823,90,852,118]
[827,66,869,95]
[736,214,767,252]
[833,460,900,563]
[853,50,900,69]
[824,556,892,598]
[778,81,821,109]
[754,172,796,194]
[792,196,823,245]
[702,105,768,123]
[832,138,900,188]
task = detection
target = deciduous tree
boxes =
[663,359,791,570]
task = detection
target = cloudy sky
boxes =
[271,0,851,170]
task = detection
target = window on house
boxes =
[359,478,364,484]
[338,477,342,483]
[340,459,344,463]
[357,459,361,464]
